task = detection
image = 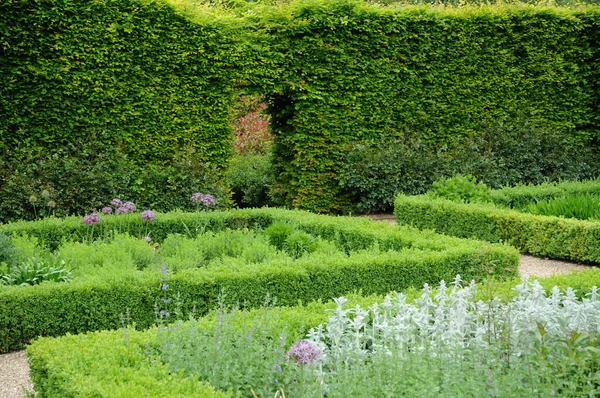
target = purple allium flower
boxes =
[286,340,321,366]
[191,192,217,207]
[47,200,56,209]
[141,209,156,222]
[82,212,102,225]
[111,198,123,207]
[144,236,153,243]
[116,206,129,215]
[123,201,137,212]
[102,206,113,214]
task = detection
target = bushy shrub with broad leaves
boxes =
[1,257,72,287]
[0,134,230,223]
[428,175,492,203]
[339,118,600,213]
[227,153,274,208]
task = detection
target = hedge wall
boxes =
[257,0,600,212]
[394,194,600,263]
[0,208,519,352]
[0,0,246,163]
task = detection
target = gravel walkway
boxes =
[0,216,595,397]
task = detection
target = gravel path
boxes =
[0,216,595,397]
[0,350,33,398]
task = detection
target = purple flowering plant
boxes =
[141,210,156,222]
[191,192,217,210]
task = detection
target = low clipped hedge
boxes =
[26,299,368,397]
[394,194,600,263]
[0,209,518,352]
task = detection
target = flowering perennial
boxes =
[141,210,156,222]
[286,340,321,366]
[191,192,216,207]
[82,212,102,225]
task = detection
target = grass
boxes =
[520,193,600,221]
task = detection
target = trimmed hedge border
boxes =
[394,194,600,263]
[0,209,518,352]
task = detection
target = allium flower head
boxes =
[191,192,217,207]
[141,210,156,222]
[116,207,128,215]
[286,340,321,365]
[83,212,102,225]
[111,198,123,207]
[123,201,137,212]
[41,189,50,199]
[144,236,153,243]
[29,195,37,204]
[47,200,57,209]
[102,206,113,214]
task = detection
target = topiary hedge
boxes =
[394,194,600,263]
[0,208,518,352]
[256,0,600,212]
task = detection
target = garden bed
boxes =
[27,272,600,397]
[0,208,517,352]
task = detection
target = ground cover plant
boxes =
[394,178,600,263]
[27,271,600,397]
[520,193,600,221]
[0,207,518,352]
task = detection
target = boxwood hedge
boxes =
[394,193,600,263]
[0,208,518,352]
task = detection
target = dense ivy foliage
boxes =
[256,0,600,212]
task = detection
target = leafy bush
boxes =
[264,222,295,251]
[0,231,17,265]
[1,257,72,287]
[0,139,231,223]
[522,193,600,221]
[338,120,600,213]
[283,230,316,259]
[232,96,272,156]
[227,153,274,208]
[429,175,492,203]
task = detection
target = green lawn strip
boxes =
[394,194,600,263]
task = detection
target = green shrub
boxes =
[264,222,295,251]
[337,118,600,213]
[1,257,72,287]
[522,193,600,220]
[428,175,492,203]
[490,179,600,209]
[227,153,274,208]
[0,231,17,265]
[283,230,316,259]
[0,139,232,223]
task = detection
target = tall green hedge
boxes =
[257,0,600,212]
[0,0,246,164]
